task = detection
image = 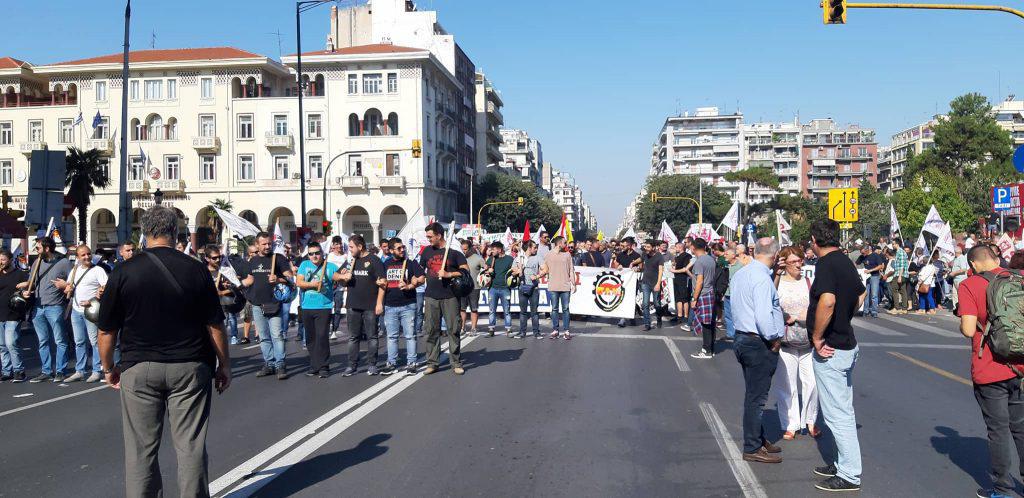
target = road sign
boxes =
[827,188,859,222]
[1014,145,1024,173]
[839,222,853,229]
[992,184,1023,215]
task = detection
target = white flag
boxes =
[889,204,901,237]
[219,250,242,287]
[213,207,260,239]
[776,210,792,246]
[913,232,930,265]
[658,220,678,245]
[533,224,546,242]
[396,208,428,256]
[501,227,514,249]
[623,227,638,241]
[272,221,286,255]
[935,222,956,262]
[722,202,740,231]
[997,233,1015,260]
[922,205,945,236]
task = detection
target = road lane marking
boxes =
[888,351,971,386]
[211,336,474,497]
[858,342,967,350]
[852,318,906,336]
[0,385,109,418]
[242,344,261,350]
[875,314,960,338]
[699,402,768,498]
[12,393,33,398]
[662,337,690,372]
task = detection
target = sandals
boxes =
[782,431,797,440]
[807,425,822,438]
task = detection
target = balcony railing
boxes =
[340,176,368,189]
[378,175,406,189]
[192,136,221,152]
[19,141,46,155]
[127,180,149,193]
[265,133,294,149]
[155,179,184,192]
[84,138,114,154]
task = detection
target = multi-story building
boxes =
[742,120,802,202]
[887,118,938,192]
[992,97,1024,146]
[0,43,465,248]
[499,128,542,188]
[876,145,892,194]
[652,107,744,201]
[474,70,503,173]
[800,119,877,199]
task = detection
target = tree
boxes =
[473,172,562,233]
[634,174,732,238]
[205,198,234,244]
[724,166,780,202]
[776,195,828,245]
[853,182,890,241]
[894,167,975,234]
[924,93,1013,179]
[64,147,111,244]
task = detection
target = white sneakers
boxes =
[86,372,103,383]
[64,372,85,382]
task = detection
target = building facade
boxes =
[498,128,542,188]
[800,119,878,200]
[993,97,1024,146]
[652,107,744,201]
[887,117,938,193]
[473,70,503,174]
[742,120,802,202]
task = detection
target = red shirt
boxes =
[958,268,1024,385]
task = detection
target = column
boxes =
[370,223,381,245]
[50,91,55,106]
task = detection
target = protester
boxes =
[239,232,293,380]
[118,240,136,264]
[949,245,970,309]
[461,239,486,336]
[1009,250,1024,270]
[770,245,819,440]
[579,237,605,267]
[326,237,348,340]
[0,249,27,382]
[639,240,664,331]
[514,240,544,339]
[484,241,515,337]
[419,223,470,375]
[689,238,717,359]
[671,240,693,331]
[381,239,425,375]
[722,248,742,340]
[296,241,343,378]
[97,205,230,497]
[612,237,642,328]
[66,245,108,383]
[536,231,551,259]
[807,219,867,492]
[337,234,386,376]
[857,245,885,318]
[916,252,938,315]
[731,238,785,464]
[18,237,73,383]
[888,244,910,314]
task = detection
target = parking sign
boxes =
[992,185,1022,213]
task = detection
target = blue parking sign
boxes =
[993,186,1014,212]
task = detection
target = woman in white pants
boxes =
[771,245,819,440]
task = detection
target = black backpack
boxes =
[714,264,730,297]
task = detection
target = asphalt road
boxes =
[0,310,994,497]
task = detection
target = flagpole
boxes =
[775,210,783,243]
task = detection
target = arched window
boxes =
[131,118,143,140]
[146,115,164,141]
[364,108,383,136]
[314,75,325,96]
[348,113,360,137]
[166,117,178,140]
[387,112,399,136]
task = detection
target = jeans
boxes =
[0,320,22,374]
[641,282,661,327]
[424,296,462,368]
[519,287,540,336]
[918,291,936,311]
[32,305,68,376]
[384,302,417,366]
[347,308,379,369]
[975,378,1024,496]
[252,305,286,369]
[301,309,331,373]
[863,275,880,316]
[550,290,571,332]
[70,309,101,374]
[487,287,512,330]
[331,289,345,332]
[224,312,238,340]
[734,333,780,453]
[814,346,862,485]
[723,297,735,339]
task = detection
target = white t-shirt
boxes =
[71,264,108,312]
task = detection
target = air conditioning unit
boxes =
[291,173,300,179]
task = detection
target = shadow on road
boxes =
[930,425,990,488]
[460,347,524,370]
[250,433,391,497]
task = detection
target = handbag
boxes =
[918,283,931,294]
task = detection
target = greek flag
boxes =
[73,111,83,127]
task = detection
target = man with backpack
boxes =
[958,245,1024,498]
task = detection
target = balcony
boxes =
[378,175,406,189]
[127,180,149,193]
[84,138,114,155]
[19,141,46,155]
[340,176,368,189]
[265,133,294,149]
[487,101,503,125]
[192,136,221,152]
[155,179,184,192]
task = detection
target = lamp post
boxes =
[650,193,703,224]
[153,188,164,205]
[295,0,335,231]
[320,148,409,215]
[117,0,132,243]
[477,197,524,230]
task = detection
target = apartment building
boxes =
[0,44,465,248]
[499,128,542,188]
[474,70,503,173]
[742,120,802,202]
[993,97,1024,146]
[887,117,938,192]
[652,107,744,201]
[876,145,892,194]
[800,119,878,200]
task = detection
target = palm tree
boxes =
[206,198,234,244]
[65,147,111,245]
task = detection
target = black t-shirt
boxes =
[807,250,866,350]
[384,258,425,307]
[674,253,692,281]
[641,253,663,286]
[0,268,27,321]
[345,254,385,310]
[615,251,641,269]
[857,252,886,275]
[246,255,289,305]
[97,247,224,370]
[419,245,468,300]
[579,251,605,267]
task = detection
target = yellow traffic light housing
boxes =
[517,197,524,206]
[823,0,847,24]
[412,139,422,158]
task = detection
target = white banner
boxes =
[474,267,640,319]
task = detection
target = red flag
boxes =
[522,220,531,242]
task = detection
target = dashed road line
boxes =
[699,402,768,498]
[888,351,971,386]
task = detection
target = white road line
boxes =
[662,337,690,372]
[210,336,474,497]
[579,333,699,341]
[858,342,967,350]
[242,344,261,350]
[699,402,768,498]
[0,385,109,418]
[852,318,907,336]
[876,315,960,338]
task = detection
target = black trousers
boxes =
[734,333,779,454]
[302,309,331,373]
[975,378,1024,495]
[347,309,379,369]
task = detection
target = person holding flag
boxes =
[238,231,293,380]
[418,222,470,375]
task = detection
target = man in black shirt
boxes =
[578,237,605,268]
[806,219,867,493]
[97,205,229,498]
[381,238,425,375]
[612,237,642,327]
[855,245,885,318]
[671,240,693,329]
[338,234,386,376]
[640,240,664,330]
[418,222,470,375]
[0,249,27,382]
[239,232,293,379]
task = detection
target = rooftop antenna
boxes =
[150,30,156,49]
[268,30,284,59]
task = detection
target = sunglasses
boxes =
[209,255,223,260]
[307,251,322,256]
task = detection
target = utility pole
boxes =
[117,0,131,243]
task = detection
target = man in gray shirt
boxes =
[689,238,718,359]
[515,240,544,338]
[460,239,487,336]
[20,237,73,383]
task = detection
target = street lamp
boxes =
[295,0,335,231]
[650,192,702,224]
[153,188,164,205]
[477,197,524,228]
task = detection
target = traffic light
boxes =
[412,139,422,158]
[321,220,332,234]
[823,0,847,24]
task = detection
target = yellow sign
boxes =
[828,188,859,222]
[839,222,854,229]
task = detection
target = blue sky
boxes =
[8,1,1024,233]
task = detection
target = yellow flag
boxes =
[597,230,604,241]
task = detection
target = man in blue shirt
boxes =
[295,242,343,378]
[730,237,786,464]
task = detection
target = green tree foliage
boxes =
[473,172,562,233]
[635,174,732,238]
[724,166,781,196]
[894,167,975,234]
[64,147,111,244]
[853,182,890,241]
[775,195,828,245]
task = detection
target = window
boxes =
[200,155,216,182]
[274,156,289,180]
[273,115,288,136]
[130,156,145,181]
[200,77,214,99]
[364,109,383,136]
[144,80,162,100]
[347,74,358,94]
[59,119,73,144]
[92,117,109,139]
[166,79,177,100]
[348,113,360,136]
[362,73,382,94]
[309,155,323,179]
[348,155,363,176]
[95,81,107,102]
[386,112,398,136]
[166,118,177,140]
[0,122,11,146]
[164,155,180,180]
[199,115,215,137]
[0,160,11,186]
[237,114,253,139]
[426,155,431,182]
[133,119,145,141]
[129,80,139,101]
[238,155,254,181]
[147,116,163,141]
[385,154,400,176]
[29,120,43,142]
[387,73,398,93]
[307,114,322,139]
[99,158,110,180]
[858,147,868,157]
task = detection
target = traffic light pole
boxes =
[824,1,1024,21]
